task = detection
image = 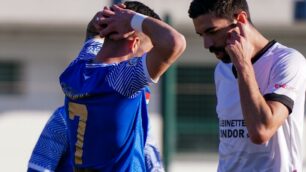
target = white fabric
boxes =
[28,163,53,172]
[131,13,147,33]
[215,42,306,172]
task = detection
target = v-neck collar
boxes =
[231,40,277,78]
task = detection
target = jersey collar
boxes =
[232,40,277,78]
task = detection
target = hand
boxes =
[225,22,254,70]
[98,4,136,40]
[86,7,109,39]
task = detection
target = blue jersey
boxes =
[27,107,72,172]
[59,39,153,171]
[28,38,164,172]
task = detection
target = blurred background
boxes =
[0,0,305,171]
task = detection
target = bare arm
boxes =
[235,62,289,144]
[99,5,186,81]
[225,18,289,144]
[142,15,186,81]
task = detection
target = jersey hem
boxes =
[28,163,53,172]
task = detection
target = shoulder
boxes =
[77,38,104,60]
[270,43,306,73]
[106,55,151,98]
[270,43,306,66]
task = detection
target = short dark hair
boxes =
[124,1,161,20]
[188,0,251,22]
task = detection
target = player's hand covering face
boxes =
[208,23,238,64]
[193,14,238,64]
[225,14,255,68]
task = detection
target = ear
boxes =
[235,11,248,24]
[127,35,140,53]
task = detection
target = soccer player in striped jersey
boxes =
[59,1,185,171]
[27,4,166,171]
[28,94,163,172]
[188,0,306,171]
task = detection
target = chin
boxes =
[220,55,232,64]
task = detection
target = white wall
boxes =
[0,0,296,27]
[0,28,84,111]
[0,0,107,26]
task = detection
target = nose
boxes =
[203,36,213,49]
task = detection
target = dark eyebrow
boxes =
[196,26,216,36]
[201,24,237,35]
[203,27,217,34]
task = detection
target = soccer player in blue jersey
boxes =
[60,1,185,171]
[27,4,166,171]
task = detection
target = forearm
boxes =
[236,63,274,144]
[141,17,186,63]
[140,16,185,80]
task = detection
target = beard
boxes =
[209,46,231,63]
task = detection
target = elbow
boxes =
[165,33,186,63]
[174,33,187,55]
[248,130,271,145]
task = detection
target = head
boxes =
[113,1,161,56]
[188,0,252,63]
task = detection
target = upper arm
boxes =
[141,17,186,81]
[264,50,306,114]
[266,100,289,130]
[252,51,306,143]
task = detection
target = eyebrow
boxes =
[196,26,216,35]
[198,23,237,35]
[204,27,216,34]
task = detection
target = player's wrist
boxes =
[130,12,148,32]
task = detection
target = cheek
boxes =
[215,32,228,47]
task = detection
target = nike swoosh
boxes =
[83,74,91,80]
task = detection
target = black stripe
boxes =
[264,93,294,114]
[232,40,277,78]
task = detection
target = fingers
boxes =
[102,8,115,17]
[103,6,110,10]
[108,4,125,14]
[117,3,126,8]
[95,4,132,40]
[237,22,247,38]
[99,22,114,37]
[225,31,241,58]
[226,31,240,45]
[109,31,135,40]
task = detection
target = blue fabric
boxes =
[59,45,150,171]
[27,107,72,172]
[28,38,164,172]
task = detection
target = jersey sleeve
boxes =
[144,116,165,172]
[263,51,306,113]
[28,107,70,172]
[144,142,165,172]
[76,38,104,60]
[106,54,157,98]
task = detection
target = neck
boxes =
[94,39,132,64]
[250,27,269,60]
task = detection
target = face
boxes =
[193,13,237,63]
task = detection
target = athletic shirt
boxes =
[28,107,72,172]
[59,38,155,171]
[215,41,306,172]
